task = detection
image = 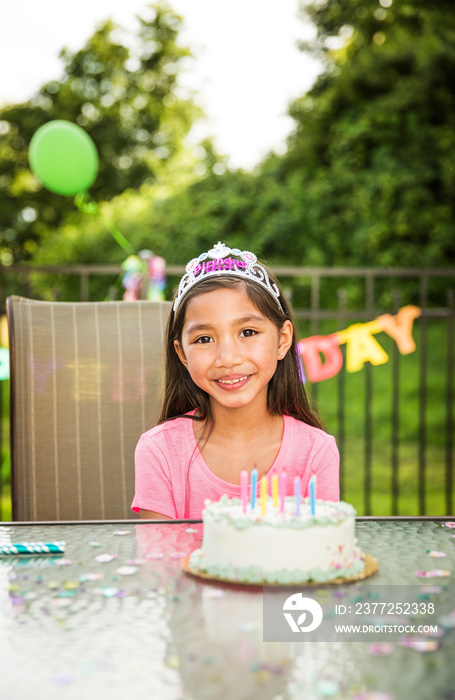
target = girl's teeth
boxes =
[218,377,247,385]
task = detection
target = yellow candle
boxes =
[260,478,267,516]
[272,475,278,508]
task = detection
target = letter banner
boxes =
[298,305,421,383]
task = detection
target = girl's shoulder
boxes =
[284,414,336,444]
[140,410,197,443]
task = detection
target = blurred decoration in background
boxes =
[142,250,166,301]
[121,255,144,301]
[121,251,166,301]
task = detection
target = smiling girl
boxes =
[131,242,339,519]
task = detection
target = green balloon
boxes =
[29,120,99,196]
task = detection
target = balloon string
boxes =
[101,217,136,256]
[74,193,136,256]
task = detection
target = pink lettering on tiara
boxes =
[174,242,283,313]
[193,257,247,276]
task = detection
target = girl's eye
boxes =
[194,335,213,344]
[240,328,257,338]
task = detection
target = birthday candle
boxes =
[241,469,248,513]
[272,474,278,508]
[260,478,267,516]
[294,477,301,516]
[250,468,258,509]
[279,470,287,513]
[309,475,316,515]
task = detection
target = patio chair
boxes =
[7,295,171,521]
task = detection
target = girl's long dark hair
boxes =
[158,271,323,432]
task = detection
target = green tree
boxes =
[0,2,202,265]
[9,0,455,306]
[277,0,455,267]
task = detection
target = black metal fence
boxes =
[0,264,454,518]
[272,266,454,518]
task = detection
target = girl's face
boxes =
[174,286,293,414]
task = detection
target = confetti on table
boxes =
[147,552,164,559]
[53,673,75,686]
[443,522,455,528]
[185,528,197,533]
[93,586,122,598]
[126,559,146,566]
[54,559,72,567]
[426,550,447,557]
[51,598,73,607]
[80,573,103,582]
[420,586,444,595]
[368,642,395,656]
[54,590,77,598]
[116,566,138,576]
[416,569,451,578]
[165,656,180,670]
[398,637,440,652]
[63,581,80,590]
[315,680,340,697]
[10,596,26,606]
[95,553,118,563]
[88,541,103,548]
[113,530,131,536]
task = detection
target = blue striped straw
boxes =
[0,542,66,556]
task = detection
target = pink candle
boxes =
[279,470,287,513]
[241,469,248,513]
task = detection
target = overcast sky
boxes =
[0,0,321,169]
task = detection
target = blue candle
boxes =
[250,468,258,509]
[309,475,316,515]
[294,476,301,516]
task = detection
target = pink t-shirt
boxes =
[132,411,340,519]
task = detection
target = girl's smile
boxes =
[215,374,251,390]
[174,286,293,414]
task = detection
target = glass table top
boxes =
[0,519,454,700]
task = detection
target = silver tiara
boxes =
[173,242,283,313]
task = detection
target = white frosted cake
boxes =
[188,494,365,584]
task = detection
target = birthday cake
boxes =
[188,494,366,584]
